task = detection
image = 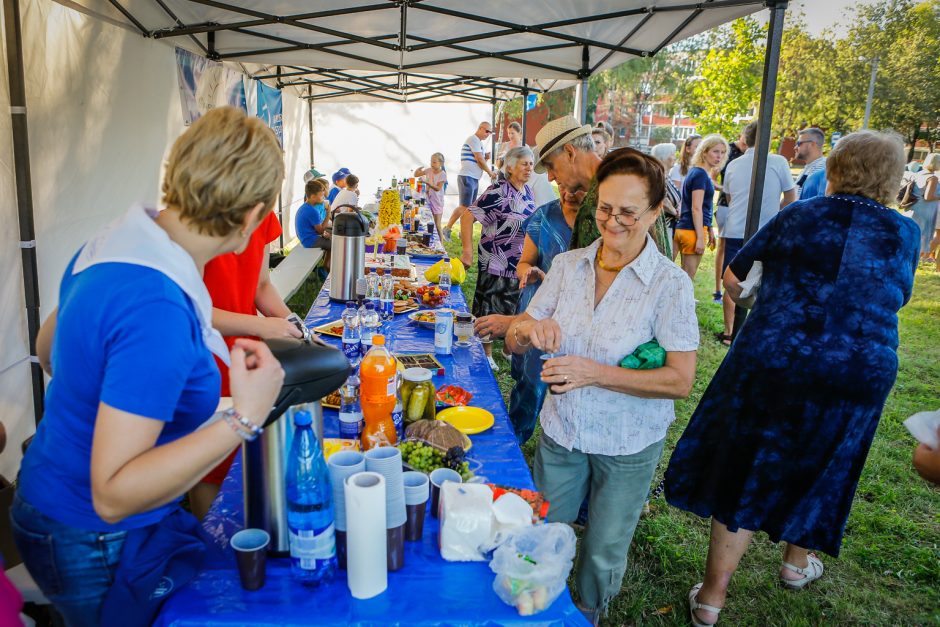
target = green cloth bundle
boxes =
[620,340,666,370]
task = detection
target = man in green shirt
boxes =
[534,116,672,256]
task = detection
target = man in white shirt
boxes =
[719,119,797,343]
[443,121,496,241]
[794,127,826,198]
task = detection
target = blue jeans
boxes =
[10,492,127,627]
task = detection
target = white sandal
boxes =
[688,583,722,627]
[780,554,824,590]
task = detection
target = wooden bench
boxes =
[270,238,325,301]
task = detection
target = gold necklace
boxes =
[595,243,629,272]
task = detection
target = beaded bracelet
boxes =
[222,408,263,441]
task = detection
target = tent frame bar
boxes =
[100,0,767,102]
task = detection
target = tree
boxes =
[850,0,940,158]
[673,17,765,137]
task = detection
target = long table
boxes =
[155,258,588,626]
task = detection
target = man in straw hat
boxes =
[535,115,671,255]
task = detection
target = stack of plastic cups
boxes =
[364,447,407,571]
[402,471,430,542]
[327,450,366,569]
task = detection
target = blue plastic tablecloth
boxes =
[154,261,588,626]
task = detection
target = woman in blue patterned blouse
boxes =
[665,130,920,627]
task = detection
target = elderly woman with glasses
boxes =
[460,145,538,364]
[506,148,699,623]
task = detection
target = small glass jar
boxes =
[454,313,473,347]
[401,367,436,425]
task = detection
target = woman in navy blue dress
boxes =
[665,131,920,627]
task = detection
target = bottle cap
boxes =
[402,367,432,382]
[373,334,385,345]
[293,410,312,427]
[365,301,375,310]
[346,301,356,308]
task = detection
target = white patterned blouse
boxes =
[526,236,699,456]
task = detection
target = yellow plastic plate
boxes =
[436,406,495,435]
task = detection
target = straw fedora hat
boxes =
[533,115,593,173]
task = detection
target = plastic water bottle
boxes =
[365,269,380,301]
[359,301,380,349]
[380,275,395,321]
[341,302,361,368]
[286,410,337,586]
[355,271,368,303]
[391,373,404,440]
[438,257,452,293]
[338,375,363,440]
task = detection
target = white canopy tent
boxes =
[1,0,787,480]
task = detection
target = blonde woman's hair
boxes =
[691,134,729,175]
[923,153,940,172]
[827,130,906,205]
[162,106,284,237]
[678,134,702,176]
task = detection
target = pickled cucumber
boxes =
[406,386,429,423]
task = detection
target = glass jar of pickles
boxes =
[401,367,436,425]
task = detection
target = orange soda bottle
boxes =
[359,334,398,450]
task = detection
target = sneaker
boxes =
[442,227,452,242]
[712,291,723,304]
[487,356,499,371]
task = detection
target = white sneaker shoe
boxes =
[487,356,499,371]
[442,227,452,242]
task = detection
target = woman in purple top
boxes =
[461,146,536,365]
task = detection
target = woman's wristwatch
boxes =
[222,407,263,441]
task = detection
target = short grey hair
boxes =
[504,145,535,170]
[650,142,677,162]
[827,130,905,205]
[798,127,825,147]
[542,133,594,166]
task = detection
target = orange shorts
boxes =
[674,228,706,255]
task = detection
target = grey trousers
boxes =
[534,433,665,613]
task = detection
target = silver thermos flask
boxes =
[329,206,369,302]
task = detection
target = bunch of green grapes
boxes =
[457,462,472,481]
[398,441,444,472]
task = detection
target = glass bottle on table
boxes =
[359,335,398,451]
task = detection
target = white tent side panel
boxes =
[310,101,491,211]
[279,88,312,243]
[0,0,313,478]
[0,7,34,480]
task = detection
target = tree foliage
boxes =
[673,17,765,138]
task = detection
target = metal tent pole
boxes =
[732,0,788,338]
[491,88,497,169]
[576,46,590,123]
[3,0,45,425]
[307,85,314,167]
[521,78,529,144]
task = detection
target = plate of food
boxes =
[322,390,341,409]
[406,242,445,259]
[407,308,454,329]
[312,319,345,337]
[393,297,419,315]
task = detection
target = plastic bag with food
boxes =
[489,523,576,616]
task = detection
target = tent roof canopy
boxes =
[66,0,766,102]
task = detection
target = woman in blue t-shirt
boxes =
[12,107,286,626]
[674,134,728,281]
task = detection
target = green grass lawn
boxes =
[446,229,940,626]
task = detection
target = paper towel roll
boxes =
[344,472,388,599]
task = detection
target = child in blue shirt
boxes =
[295,178,331,250]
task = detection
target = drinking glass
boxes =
[454,313,473,347]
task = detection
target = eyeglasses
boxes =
[595,204,651,226]
[795,139,817,147]
[483,129,493,134]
